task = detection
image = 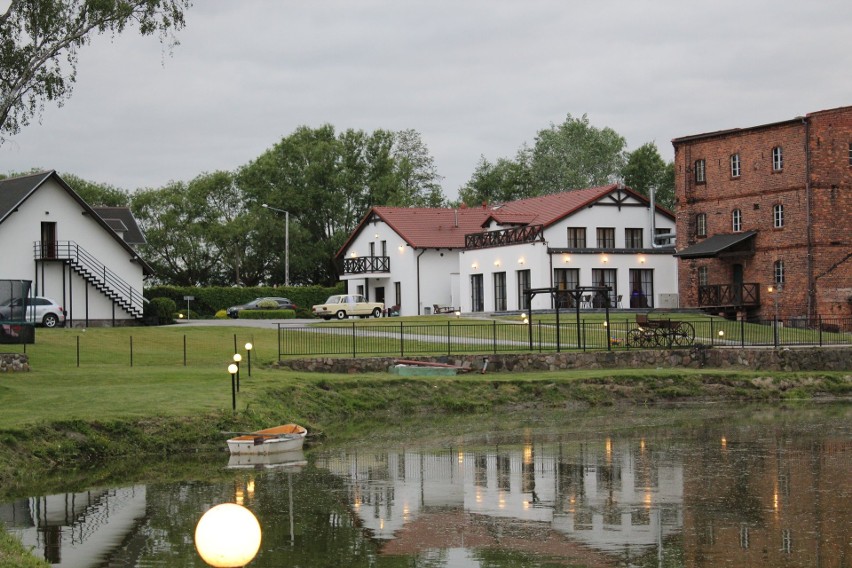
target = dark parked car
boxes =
[226,297,297,318]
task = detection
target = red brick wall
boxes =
[674,107,852,319]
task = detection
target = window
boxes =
[774,260,785,285]
[848,142,852,166]
[368,242,375,256]
[567,227,586,248]
[470,274,484,312]
[394,282,401,307]
[596,227,615,248]
[517,270,531,310]
[732,209,742,232]
[730,153,741,178]
[773,204,784,228]
[629,269,654,308]
[696,213,707,237]
[554,268,579,308]
[698,266,709,287]
[625,228,643,248]
[591,269,617,307]
[493,272,506,311]
[772,146,783,171]
[695,159,706,183]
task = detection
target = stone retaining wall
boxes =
[276,346,851,374]
[0,353,29,372]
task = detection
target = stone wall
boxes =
[276,346,851,374]
[0,353,29,372]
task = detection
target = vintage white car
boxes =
[312,294,384,320]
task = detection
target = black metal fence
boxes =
[277,316,852,358]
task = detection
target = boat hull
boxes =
[226,423,307,455]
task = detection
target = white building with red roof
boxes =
[336,185,677,316]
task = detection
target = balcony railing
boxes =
[465,225,545,250]
[342,256,390,275]
[698,283,760,308]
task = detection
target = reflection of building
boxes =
[315,439,683,563]
[0,486,147,567]
[682,436,852,567]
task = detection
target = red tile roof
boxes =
[337,184,669,258]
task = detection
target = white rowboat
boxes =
[226,423,307,455]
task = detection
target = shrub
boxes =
[256,299,279,309]
[146,297,177,325]
[215,309,228,319]
[239,309,296,320]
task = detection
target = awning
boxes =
[674,230,757,259]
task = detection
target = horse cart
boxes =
[627,313,695,348]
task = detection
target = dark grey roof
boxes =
[674,230,757,258]
[93,207,146,245]
[0,170,154,275]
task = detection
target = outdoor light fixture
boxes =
[601,255,609,264]
[718,330,725,338]
[227,363,238,412]
[455,311,460,318]
[471,262,478,269]
[494,260,501,266]
[518,257,525,265]
[563,255,571,263]
[233,353,242,391]
[350,251,357,257]
[638,255,646,264]
[398,244,404,251]
[245,343,253,377]
[374,233,379,239]
[195,503,262,567]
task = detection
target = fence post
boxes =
[819,315,822,347]
[493,320,497,354]
[352,322,356,358]
[447,320,451,356]
[77,335,80,367]
[400,321,404,357]
[710,319,715,346]
[183,334,187,367]
[130,336,133,367]
[277,324,282,361]
[740,318,745,348]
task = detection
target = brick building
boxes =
[672,106,851,321]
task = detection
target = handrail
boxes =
[34,241,144,315]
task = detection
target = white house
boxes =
[0,170,153,326]
[336,184,678,316]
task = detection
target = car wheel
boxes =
[322,316,331,321]
[43,313,59,328]
[335,310,347,320]
[372,307,382,318]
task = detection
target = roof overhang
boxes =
[674,230,757,259]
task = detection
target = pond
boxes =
[2,403,850,567]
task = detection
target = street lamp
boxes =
[767,284,782,348]
[245,342,252,377]
[261,204,290,287]
[227,363,238,412]
[233,353,242,391]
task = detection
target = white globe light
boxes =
[195,503,262,567]
[245,342,253,351]
[228,363,238,374]
[233,353,242,362]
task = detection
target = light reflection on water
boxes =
[2,404,850,567]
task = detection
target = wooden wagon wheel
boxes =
[670,321,695,347]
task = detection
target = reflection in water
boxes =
[1,405,850,567]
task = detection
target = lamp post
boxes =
[245,342,252,377]
[768,284,782,348]
[233,353,242,391]
[227,363,238,412]
[261,204,290,287]
[195,503,262,567]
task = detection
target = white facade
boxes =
[338,187,678,316]
[0,172,149,326]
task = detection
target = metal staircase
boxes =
[34,241,145,319]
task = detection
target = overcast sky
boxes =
[2,0,851,200]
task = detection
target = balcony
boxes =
[342,256,390,275]
[465,224,545,250]
[698,283,760,308]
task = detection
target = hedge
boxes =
[238,309,296,319]
[144,284,345,318]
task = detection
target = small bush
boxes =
[256,299,279,309]
[145,297,176,325]
[215,309,228,319]
[239,309,296,320]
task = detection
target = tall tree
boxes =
[61,173,130,207]
[458,146,533,206]
[531,113,627,194]
[0,0,190,143]
[392,129,445,207]
[622,142,675,209]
